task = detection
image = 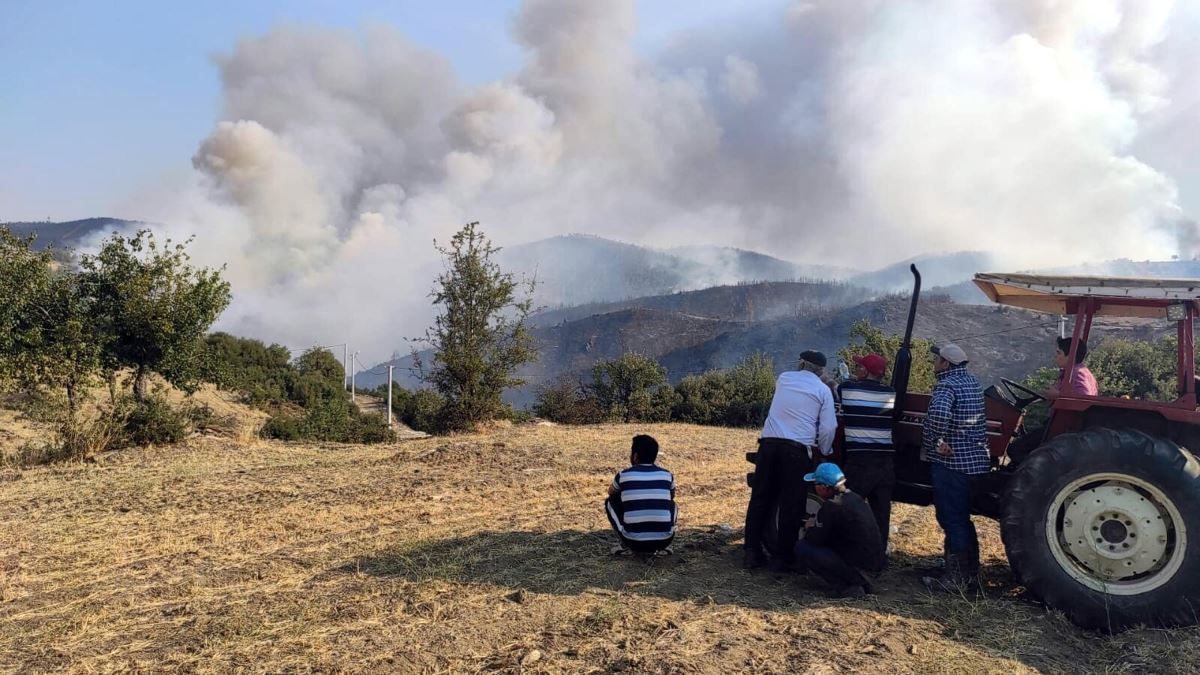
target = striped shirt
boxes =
[836,379,896,453]
[922,364,989,475]
[608,464,676,541]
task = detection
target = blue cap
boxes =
[804,463,846,487]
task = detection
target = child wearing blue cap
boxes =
[794,462,886,598]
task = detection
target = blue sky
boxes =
[0,0,757,222]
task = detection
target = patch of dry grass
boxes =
[1,423,1198,673]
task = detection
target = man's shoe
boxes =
[610,543,632,556]
[922,553,976,593]
[743,549,767,570]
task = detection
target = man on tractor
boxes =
[921,343,988,593]
[1006,336,1099,464]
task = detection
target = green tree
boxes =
[1087,337,1178,401]
[79,230,232,400]
[0,229,102,415]
[590,352,673,422]
[290,347,347,407]
[838,319,936,393]
[416,222,537,431]
[203,332,294,404]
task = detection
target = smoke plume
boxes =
[121,0,1197,359]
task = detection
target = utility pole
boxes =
[1059,315,1067,339]
[387,365,394,427]
[351,352,360,402]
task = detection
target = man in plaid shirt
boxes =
[920,343,988,593]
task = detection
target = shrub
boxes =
[534,376,604,424]
[261,397,395,444]
[590,353,672,422]
[120,395,190,446]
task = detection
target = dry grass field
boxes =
[2,423,1199,673]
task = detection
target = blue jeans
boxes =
[930,462,978,556]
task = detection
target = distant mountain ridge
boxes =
[2,217,140,250]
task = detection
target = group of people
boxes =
[602,336,1096,598]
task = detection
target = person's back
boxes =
[606,435,676,554]
[837,377,895,452]
[762,370,836,445]
[806,490,885,573]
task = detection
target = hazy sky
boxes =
[0,0,762,222]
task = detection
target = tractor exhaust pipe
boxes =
[891,264,921,419]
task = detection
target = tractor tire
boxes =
[1001,428,1200,632]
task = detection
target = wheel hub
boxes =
[1060,483,1170,581]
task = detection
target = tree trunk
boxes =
[133,366,148,402]
[66,383,78,415]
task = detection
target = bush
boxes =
[534,376,604,424]
[120,395,190,446]
[261,397,396,444]
[671,354,776,427]
[590,353,673,422]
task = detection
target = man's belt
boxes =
[758,437,814,452]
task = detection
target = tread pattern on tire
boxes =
[1001,427,1200,632]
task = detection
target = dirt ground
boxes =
[2,423,1198,673]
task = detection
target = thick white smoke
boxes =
[123,0,1197,359]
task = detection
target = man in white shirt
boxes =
[743,350,838,570]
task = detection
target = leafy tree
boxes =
[79,230,231,400]
[838,319,936,393]
[0,229,101,415]
[290,347,347,407]
[416,222,537,431]
[590,353,673,422]
[1087,337,1178,401]
[203,332,294,404]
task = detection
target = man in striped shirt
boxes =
[606,434,676,555]
[836,353,896,555]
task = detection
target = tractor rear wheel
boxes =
[1001,428,1200,631]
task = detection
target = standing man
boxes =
[921,343,989,592]
[743,350,838,571]
[837,353,896,556]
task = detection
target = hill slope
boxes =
[1,217,140,249]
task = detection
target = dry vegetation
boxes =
[2,422,1199,673]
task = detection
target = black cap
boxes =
[799,350,827,368]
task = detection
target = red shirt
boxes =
[1058,365,1098,396]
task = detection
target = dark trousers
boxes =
[794,539,870,590]
[844,454,895,552]
[605,497,673,554]
[930,463,978,556]
[743,438,811,560]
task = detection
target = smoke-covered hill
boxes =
[528,280,874,327]
[1,218,139,250]
[497,234,848,307]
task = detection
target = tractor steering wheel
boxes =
[999,377,1047,409]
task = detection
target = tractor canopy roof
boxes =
[973,273,1200,318]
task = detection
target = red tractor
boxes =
[748,266,1200,631]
